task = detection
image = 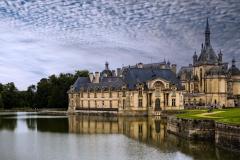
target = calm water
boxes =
[0,112,239,160]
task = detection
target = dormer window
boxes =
[122,90,126,97]
[138,88,143,97]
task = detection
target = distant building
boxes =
[178,18,240,108]
[68,61,184,116]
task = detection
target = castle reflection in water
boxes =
[68,116,167,144]
[1,114,239,159]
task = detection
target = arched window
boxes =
[155,98,161,111]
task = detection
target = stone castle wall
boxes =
[167,116,240,152]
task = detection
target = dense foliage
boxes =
[0,70,88,109]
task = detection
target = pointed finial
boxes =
[219,50,222,55]
[232,58,236,67]
[105,61,109,70]
[206,17,210,33]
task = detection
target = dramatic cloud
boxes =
[0,0,239,89]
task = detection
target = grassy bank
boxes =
[177,108,240,125]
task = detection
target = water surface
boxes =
[0,112,239,160]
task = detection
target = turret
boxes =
[193,51,198,65]
[218,50,223,63]
[171,64,177,74]
[105,62,109,70]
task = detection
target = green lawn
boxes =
[176,108,240,125]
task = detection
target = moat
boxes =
[0,112,239,160]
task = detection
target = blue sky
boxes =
[0,0,239,90]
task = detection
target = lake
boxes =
[0,112,239,160]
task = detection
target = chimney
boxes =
[137,63,143,68]
[94,72,100,83]
[89,72,94,82]
[112,70,116,77]
[171,64,177,74]
[117,68,122,77]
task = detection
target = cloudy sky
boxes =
[0,0,239,90]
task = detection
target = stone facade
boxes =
[178,19,240,108]
[68,62,184,116]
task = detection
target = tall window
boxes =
[138,99,143,108]
[101,90,104,98]
[138,88,143,97]
[88,101,90,108]
[200,68,203,87]
[123,99,125,109]
[110,100,112,108]
[81,91,83,98]
[122,90,126,97]
[109,89,112,98]
[94,91,97,98]
[172,98,176,107]
[155,98,161,111]
[102,101,104,107]
[95,100,97,107]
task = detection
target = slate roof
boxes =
[70,68,182,92]
[70,77,126,92]
[197,46,218,65]
[205,66,228,76]
[228,66,240,76]
[122,68,182,89]
[177,66,193,81]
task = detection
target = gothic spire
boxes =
[205,18,211,47]
[105,61,109,70]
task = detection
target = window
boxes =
[122,90,126,97]
[200,68,203,87]
[117,91,120,97]
[138,88,143,97]
[172,98,176,107]
[155,98,161,111]
[101,90,104,98]
[94,92,97,98]
[81,91,83,98]
[87,91,90,98]
[138,99,143,108]
[110,100,112,108]
[109,89,112,98]
[88,101,90,108]
[81,100,83,107]
[95,100,97,107]
[102,101,104,107]
[123,99,125,109]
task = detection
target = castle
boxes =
[178,18,240,108]
[68,19,240,115]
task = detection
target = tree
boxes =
[0,93,4,108]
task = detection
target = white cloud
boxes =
[0,0,239,90]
